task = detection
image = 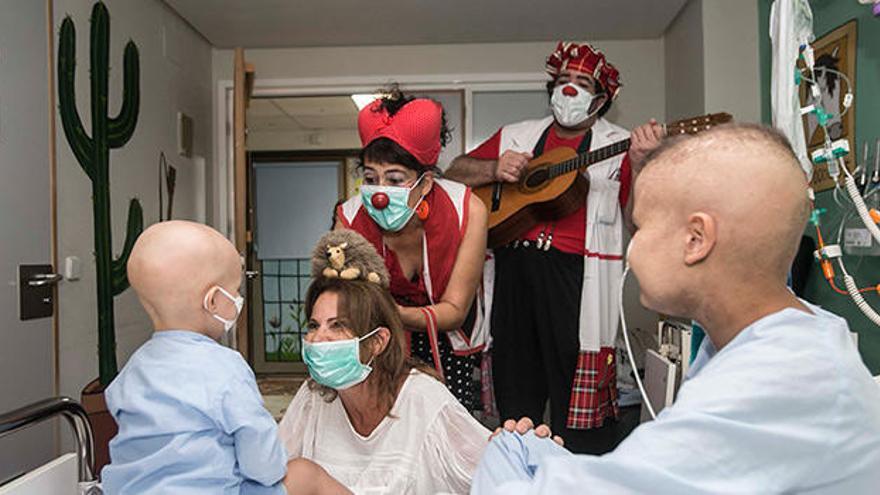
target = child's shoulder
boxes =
[190,339,255,383]
[129,331,254,383]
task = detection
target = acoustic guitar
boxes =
[473,113,733,248]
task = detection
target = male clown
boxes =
[446,41,661,454]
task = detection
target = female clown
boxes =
[334,88,488,409]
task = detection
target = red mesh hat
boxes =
[545,41,623,100]
[358,98,442,167]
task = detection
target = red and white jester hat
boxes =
[545,41,623,100]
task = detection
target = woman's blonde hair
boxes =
[304,277,439,412]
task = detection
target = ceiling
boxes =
[164,0,689,49]
[248,96,360,133]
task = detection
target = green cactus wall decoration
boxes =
[58,2,144,386]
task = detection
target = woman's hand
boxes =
[489,416,564,447]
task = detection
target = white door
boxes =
[0,0,56,483]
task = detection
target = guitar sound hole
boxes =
[524,169,549,189]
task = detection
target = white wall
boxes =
[55,0,214,403]
[665,0,705,120]
[213,40,667,130]
[701,0,761,123]
[664,0,761,123]
[0,0,54,480]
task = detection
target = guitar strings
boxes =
[546,139,632,179]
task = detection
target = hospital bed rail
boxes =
[0,397,100,494]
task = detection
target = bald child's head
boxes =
[128,221,243,340]
[628,123,810,319]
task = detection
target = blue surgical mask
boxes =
[360,175,425,232]
[302,328,381,390]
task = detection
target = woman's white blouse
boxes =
[278,370,491,495]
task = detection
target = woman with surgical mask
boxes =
[278,277,492,495]
[334,86,488,410]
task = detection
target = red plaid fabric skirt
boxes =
[567,347,619,430]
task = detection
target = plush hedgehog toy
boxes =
[311,229,389,287]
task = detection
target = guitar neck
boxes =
[548,138,632,178]
[546,112,733,179]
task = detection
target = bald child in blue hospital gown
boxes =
[101,221,347,495]
[471,124,880,494]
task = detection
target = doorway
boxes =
[248,150,355,374]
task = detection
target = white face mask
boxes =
[203,286,244,334]
[551,83,601,128]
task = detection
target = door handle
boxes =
[28,273,64,287]
[19,264,56,320]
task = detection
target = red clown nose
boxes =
[562,85,579,97]
[371,192,390,209]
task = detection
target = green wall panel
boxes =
[759,0,880,373]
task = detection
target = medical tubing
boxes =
[832,197,879,295]
[802,67,854,119]
[619,266,657,420]
[841,270,880,326]
[844,174,880,244]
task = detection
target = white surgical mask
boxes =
[551,83,601,128]
[203,286,244,334]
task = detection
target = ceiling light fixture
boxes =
[351,94,381,110]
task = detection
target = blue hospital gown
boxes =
[102,330,287,494]
[472,302,880,494]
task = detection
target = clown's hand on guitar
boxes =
[494,150,533,183]
[628,118,665,170]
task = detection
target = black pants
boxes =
[491,245,621,454]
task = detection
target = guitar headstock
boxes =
[664,112,734,136]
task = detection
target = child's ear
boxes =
[203,286,219,312]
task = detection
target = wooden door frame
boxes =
[233,48,255,359]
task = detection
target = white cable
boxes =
[805,66,854,118]
[844,174,880,244]
[832,186,880,328]
[840,267,880,327]
[619,265,657,420]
